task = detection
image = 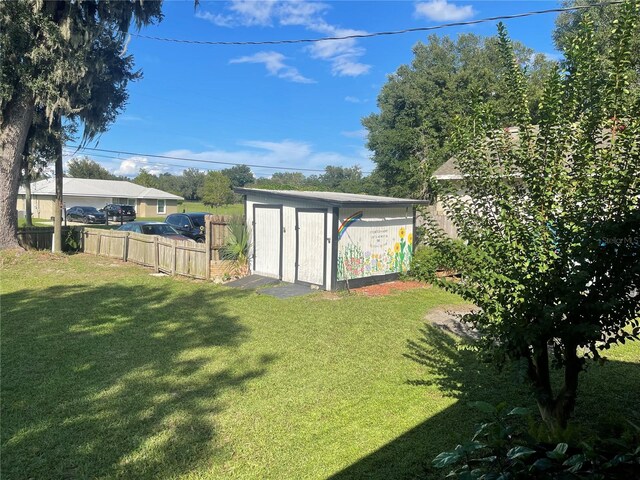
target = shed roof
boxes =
[235,188,429,207]
[18,177,183,200]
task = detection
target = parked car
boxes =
[165,212,208,243]
[116,222,193,241]
[103,204,136,222]
[66,206,106,224]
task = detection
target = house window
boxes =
[157,199,166,214]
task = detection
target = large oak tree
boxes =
[0,0,162,248]
[363,34,555,198]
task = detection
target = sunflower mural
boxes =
[337,225,413,281]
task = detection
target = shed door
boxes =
[296,209,326,287]
[253,205,282,279]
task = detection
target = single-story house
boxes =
[17,177,183,219]
[235,188,429,291]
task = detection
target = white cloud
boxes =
[198,0,371,78]
[112,156,169,177]
[162,139,373,177]
[74,139,373,179]
[305,22,371,77]
[278,0,329,26]
[194,11,235,28]
[229,0,277,26]
[414,0,475,22]
[341,129,367,139]
[230,51,315,83]
[120,114,144,122]
[344,96,366,104]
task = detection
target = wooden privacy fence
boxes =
[419,207,459,239]
[17,226,82,251]
[83,215,235,280]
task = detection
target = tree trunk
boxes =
[0,90,34,249]
[53,119,63,253]
[528,343,581,434]
[25,179,33,227]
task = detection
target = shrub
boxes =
[220,217,251,276]
[411,240,467,280]
[432,402,640,479]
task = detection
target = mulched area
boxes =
[351,280,429,296]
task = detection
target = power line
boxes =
[66,145,372,174]
[129,1,623,46]
[64,150,225,173]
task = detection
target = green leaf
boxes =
[432,451,461,469]
[563,453,585,473]
[507,446,536,460]
[546,442,568,460]
[507,407,530,416]
[532,457,554,470]
[469,401,497,414]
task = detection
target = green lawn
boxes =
[1,252,638,479]
[178,201,244,217]
[137,202,244,222]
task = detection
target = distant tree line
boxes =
[64,158,381,203]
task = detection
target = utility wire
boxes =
[66,145,372,174]
[64,150,228,173]
[129,1,623,46]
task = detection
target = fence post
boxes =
[205,215,212,280]
[96,232,102,256]
[172,241,177,276]
[154,236,159,273]
[123,232,129,262]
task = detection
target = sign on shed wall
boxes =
[337,207,413,281]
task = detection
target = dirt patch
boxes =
[424,305,479,338]
[351,280,429,297]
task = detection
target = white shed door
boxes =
[296,209,326,286]
[253,206,281,279]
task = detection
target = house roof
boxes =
[18,177,183,200]
[234,188,429,207]
[432,157,463,180]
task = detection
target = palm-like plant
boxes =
[219,217,251,276]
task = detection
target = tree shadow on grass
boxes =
[330,323,640,480]
[1,283,273,479]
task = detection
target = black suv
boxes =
[165,212,207,243]
[103,204,136,222]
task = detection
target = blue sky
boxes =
[66,0,562,178]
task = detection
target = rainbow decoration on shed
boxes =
[338,211,363,240]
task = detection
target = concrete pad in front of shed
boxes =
[225,275,280,290]
[259,283,315,299]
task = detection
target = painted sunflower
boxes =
[407,233,413,244]
[398,227,406,239]
[394,242,401,253]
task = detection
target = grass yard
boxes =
[136,202,243,223]
[1,252,639,479]
[176,201,243,217]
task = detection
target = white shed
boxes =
[235,188,429,290]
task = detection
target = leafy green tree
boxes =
[415,3,640,432]
[221,165,254,188]
[67,157,120,180]
[555,0,640,68]
[0,0,162,249]
[155,172,182,196]
[180,168,206,201]
[133,168,159,189]
[200,171,233,209]
[319,166,365,193]
[363,33,554,198]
